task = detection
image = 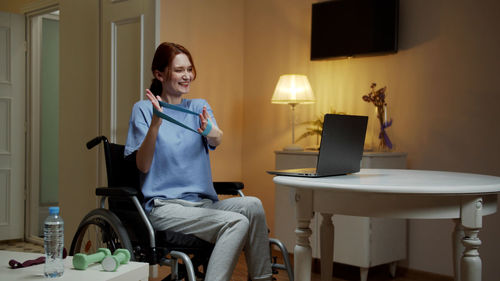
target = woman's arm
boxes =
[136,90,163,173]
[207,125,223,147]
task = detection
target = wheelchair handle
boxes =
[86,136,109,150]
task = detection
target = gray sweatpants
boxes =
[148,196,272,281]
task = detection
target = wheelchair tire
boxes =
[69,208,135,261]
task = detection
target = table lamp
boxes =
[271,74,315,151]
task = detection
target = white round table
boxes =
[273,169,500,281]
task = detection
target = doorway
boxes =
[25,7,60,244]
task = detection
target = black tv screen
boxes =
[311,0,399,60]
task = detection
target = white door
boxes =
[101,0,158,144]
[0,11,25,241]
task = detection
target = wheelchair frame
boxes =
[70,136,293,281]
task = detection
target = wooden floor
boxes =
[0,241,452,281]
[151,253,454,281]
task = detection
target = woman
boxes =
[124,42,272,281]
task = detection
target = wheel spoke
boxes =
[69,209,134,261]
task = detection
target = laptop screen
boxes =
[316,114,368,175]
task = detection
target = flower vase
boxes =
[377,105,393,151]
[367,108,379,151]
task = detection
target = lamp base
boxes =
[283,144,304,151]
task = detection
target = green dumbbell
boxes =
[73,248,111,270]
[101,249,130,272]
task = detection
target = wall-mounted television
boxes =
[310,0,399,60]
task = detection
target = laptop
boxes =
[267,114,368,177]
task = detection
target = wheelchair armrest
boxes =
[96,187,138,197]
[213,181,244,195]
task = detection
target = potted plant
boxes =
[296,109,345,150]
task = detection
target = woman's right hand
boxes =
[137,89,163,173]
[146,89,163,128]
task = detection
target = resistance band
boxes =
[153,100,213,137]
[9,248,67,269]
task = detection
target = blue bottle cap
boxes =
[48,206,60,215]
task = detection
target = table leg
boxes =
[320,213,333,281]
[389,261,397,278]
[452,219,464,281]
[360,267,369,281]
[460,197,483,281]
[294,189,314,281]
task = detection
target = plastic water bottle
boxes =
[44,206,64,277]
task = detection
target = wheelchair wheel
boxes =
[69,208,135,260]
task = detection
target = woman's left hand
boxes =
[198,106,223,145]
[197,106,214,136]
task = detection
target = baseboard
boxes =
[313,259,453,281]
[271,250,453,281]
[397,267,454,281]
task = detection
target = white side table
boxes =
[0,250,149,281]
[274,150,407,281]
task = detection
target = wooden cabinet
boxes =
[274,151,408,281]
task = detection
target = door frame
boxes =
[23,0,59,244]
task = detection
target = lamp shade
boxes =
[271,74,315,105]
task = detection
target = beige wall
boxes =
[0,0,34,14]
[58,0,246,249]
[243,0,500,279]
[5,0,499,278]
[159,0,244,182]
[157,1,500,277]
[58,0,100,249]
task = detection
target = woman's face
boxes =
[163,53,194,96]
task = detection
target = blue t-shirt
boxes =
[124,98,219,213]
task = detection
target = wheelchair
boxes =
[69,136,293,281]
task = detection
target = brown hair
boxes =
[149,42,197,95]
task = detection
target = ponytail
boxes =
[149,78,162,96]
